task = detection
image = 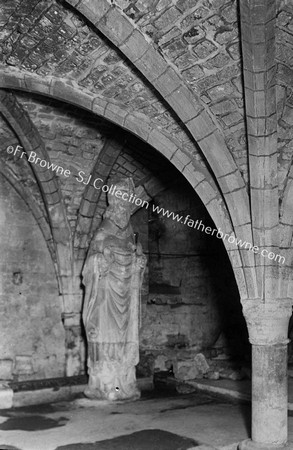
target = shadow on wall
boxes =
[132,180,250,378]
[0,174,66,382]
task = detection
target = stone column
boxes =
[63,312,84,377]
[239,300,293,450]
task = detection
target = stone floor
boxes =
[189,377,293,407]
[1,384,293,450]
[0,389,255,450]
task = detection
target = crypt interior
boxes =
[1,0,293,449]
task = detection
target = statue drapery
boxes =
[82,177,146,400]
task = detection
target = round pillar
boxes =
[252,343,287,445]
[239,300,293,450]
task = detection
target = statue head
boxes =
[104,177,135,229]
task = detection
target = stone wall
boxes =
[0,168,248,383]
[0,174,66,382]
[133,182,248,376]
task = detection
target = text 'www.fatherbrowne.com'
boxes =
[6,144,285,265]
[151,204,285,265]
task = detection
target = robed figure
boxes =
[82,178,146,401]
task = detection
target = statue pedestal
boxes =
[84,360,140,401]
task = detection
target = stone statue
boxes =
[82,177,146,401]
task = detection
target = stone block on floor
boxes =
[194,353,210,374]
[219,368,246,381]
[174,353,210,381]
[205,370,220,380]
[154,354,169,371]
[0,383,13,409]
[0,359,13,380]
[173,359,201,381]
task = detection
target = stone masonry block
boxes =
[206,83,234,101]
[199,130,238,177]
[246,89,265,117]
[248,134,277,157]
[41,179,59,195]
[50,81,93,111]
[187,111,216,141]
[224,189,251,227]
[1,72,26,90]
[173,359,201,381]
[91,97,108,117]
[175,150,192,167]
[104,103,128,126]
[170,152,186,172]
[120,29,149,63]
[220,111,243,127]
[63,293,83,313]
[251,187,279,229]
[99,7,133,46]
[182,163,205,188]
[220,171,246,194]
[241,21,272,45]
[64,0,80,6]
[210,99,236,115]
[246,115,276,136]
[167,86,203,123]
[242,267,260,299]
[55,243,73,276]
[24,74,51,95]
[79,200,97,218]
[233,267,249,299]
[154,354,169,371]
[124,114,151,141]
[206,197,233,233]
[37,167,54,182]
[182,65,204,83]
[155,68,182,98]
[171,152,192,173]
[196,179,218,204]
[226,248,243,269]
[282,105,293,126]
[248,0,275,26]
[13,355,34,375]
[0,384,13,409]
[278,63,293,86]
[249,154,278,190]
[136,47,167,83]
[194,353,209,374]
[147,129,177,160]
[49,203,67,224]
[74,0,110,25]
[154,7,181,29]
[235,222,254,247]
[236,244,256,270]
[25,132,42,151]
[0,359,13,380]
[62,313,82,328]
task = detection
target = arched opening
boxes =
[131,173,249,389]
[0,88,251,410]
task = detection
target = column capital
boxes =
[241,298,293,345]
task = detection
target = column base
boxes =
[238,439,293,450]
